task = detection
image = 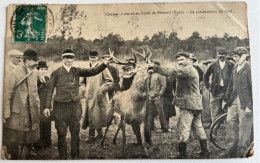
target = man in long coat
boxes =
[44,49,110,159]
[153,52,209,159]
[3,49,41,159]
[82,50,113,142]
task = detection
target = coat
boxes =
[38,76,50,122]
[145,72,166,98]
[3,66,40,131]
[154,64,202,110]
[204,60,234,96]
[225,63,253,110]
[83,62,113,129]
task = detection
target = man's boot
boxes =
[172,142,187,159]
[199,139,210,158]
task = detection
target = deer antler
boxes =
[131,48,146,59]
[131,47,153,62]
[146,47,152,59]
[108,48,131,65]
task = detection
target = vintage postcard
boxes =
[2,2,253,160]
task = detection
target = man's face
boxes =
[232,54,240,63]
[25,59,38,70]
[217,53,226,62]
[62,56,75,67]
[177,56,189,66]
[89,56,98,64]
[11,56,23,65]
[38,67,48,76]
[124,65,134,73]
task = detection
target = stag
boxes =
[101,48,153,156]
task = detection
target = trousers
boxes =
[53,101,82,159]
[225,97,253,157]
[177,108,207,143]
[211,89,226,122]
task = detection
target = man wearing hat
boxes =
[120,57,137,91]
[220,47,253,157]
[102,53,120,99]
[44,49,111,159]
[153,51,209,159]
[34,61,52,149]
[144,63,168,146]
[204,48,234,124]
[81,50,113,143]
[6,49,23,70]
[3,49,40,159]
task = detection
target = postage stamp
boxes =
[13,5,47,43]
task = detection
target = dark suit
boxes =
[223,63,253,156]
[204,60,234,122]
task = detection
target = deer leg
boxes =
[140,122,149,157]
[131,121,142,145]
[101,114,114,146]
[113,121,121,145]
[121,119,126,156]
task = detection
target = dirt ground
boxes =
[28,106,224,160]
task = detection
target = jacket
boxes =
[145,72,166,98]
[204,60,234,96]
[3,66,40,131]
[225,63,253,110]
[154,64,202,110]
[46,63,107,108]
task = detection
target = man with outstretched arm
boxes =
[153,52,209,159]
[43,49,111,160]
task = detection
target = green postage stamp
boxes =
[13,5,47,43]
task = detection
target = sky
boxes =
[48,2,249,40]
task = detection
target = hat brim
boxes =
[23,56,39,61]
[37,66,48,69]
[62,53,75,57]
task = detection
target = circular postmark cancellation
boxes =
[10,5,54,43]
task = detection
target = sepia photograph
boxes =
[0,1,257,161]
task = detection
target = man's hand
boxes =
[103,56,113,65]
[3,117,10,124]
[245,107,252,114]
[43,108,51,118]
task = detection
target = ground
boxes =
[28,106,224,160]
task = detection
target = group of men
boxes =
[2,46,253,160]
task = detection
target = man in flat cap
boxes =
[6,49,23,70]
[204,48,234,125]
[81,50,113,142]
[44,49,111,159]
[220,47,253,158]
[3,49,40,159]
[120,57,137,91]
[153,52,209,159]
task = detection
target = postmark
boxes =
[12,5,47,43]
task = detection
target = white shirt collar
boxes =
[63,64,71,72]
[219,60,226,70]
